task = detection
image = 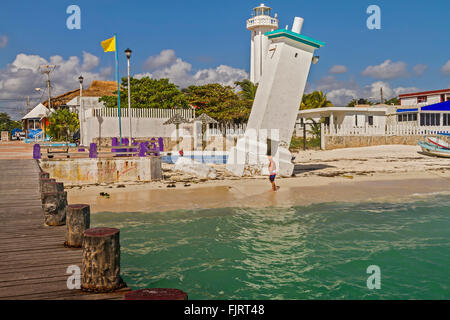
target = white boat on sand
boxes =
[427,136,450,150]
[418,141,450,158]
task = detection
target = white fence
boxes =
[206,123,247,137]
[323,124,450,136]
[91,107,195,119]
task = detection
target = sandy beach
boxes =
[66,145,450,213]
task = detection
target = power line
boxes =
[0,106,26,110]
[0,98,41,101]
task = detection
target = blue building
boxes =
[396,100,450,126]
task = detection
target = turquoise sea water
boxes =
[92,194,450,299]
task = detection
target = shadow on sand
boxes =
[293,164,335,175]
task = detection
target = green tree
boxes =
[307,117,322,139]
[306,117,323,148]
[300,91,333,110]
[290,117,322,151]
[99,77,189,109]
[0,112,22,132]
[384,97,400,105]
[47,109,79,142]
[346,98,373,107]
[183,83,250,123]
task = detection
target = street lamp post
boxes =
[125,48,132,146]
[78,75,84,146]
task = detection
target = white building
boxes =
[395,89,450,127]
[297,105,391,134]
[247,3,278,84]
[399,88,450,107]
[297,100,450,137]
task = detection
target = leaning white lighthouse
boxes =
[227,13,324,177]
[247,3,278,84]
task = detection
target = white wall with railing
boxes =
[91,107,195,119]
[323,124,450,136]
[81,108,196,145]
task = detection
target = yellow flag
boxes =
[101,36,116,52]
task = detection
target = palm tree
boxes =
[235,79,258,102]
[300,91,333,110]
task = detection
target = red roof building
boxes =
[399,88,450,107]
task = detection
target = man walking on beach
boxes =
[268,155,277,192]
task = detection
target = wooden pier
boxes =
[0,159,126,300]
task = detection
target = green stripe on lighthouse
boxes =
[265,29,325,48]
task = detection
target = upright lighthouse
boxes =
[247,3,278,84]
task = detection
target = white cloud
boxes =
[311,75,358,106]
[392,86,420,96]
[144,49,176,71]
[363,81,418,101]
[1,50,247,119]
[326,89,358,106]
[413,64,427,76]
[134,72,152,79]
[0,52,109,119]
[362,59,408,79]
[316,75,358,92]
[81,51,100,71]
[0,35,7,48]
[329,65,347,74]
[191,65,248,87]
[311,75,418,106]
[441,60,450,75]
[9,53,47,71]
[137,49,247,88]
[365,81,394,101]
[100,67,113,77]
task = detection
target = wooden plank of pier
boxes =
[0,159,127,300]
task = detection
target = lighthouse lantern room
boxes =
[246,3,279,84]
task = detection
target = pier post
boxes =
[124,288,188,300]
[41,191,67,226]
[38,172,50,192]
[150,156,162,180]
[65,204,90,248]
[81,227,126,292]
[158,137,164,152]
[138,142,147,157]
[39,172,49,180]
[89,143,97,158]
[39,177,55,193]
[41,181,64,193]
[33,144,41,159]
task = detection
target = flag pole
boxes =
[114,33,122,146]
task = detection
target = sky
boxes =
[0,0,449,119]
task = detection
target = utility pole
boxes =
[26,96,30,113]
[380,87,384,104]
[39,65,56,109]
